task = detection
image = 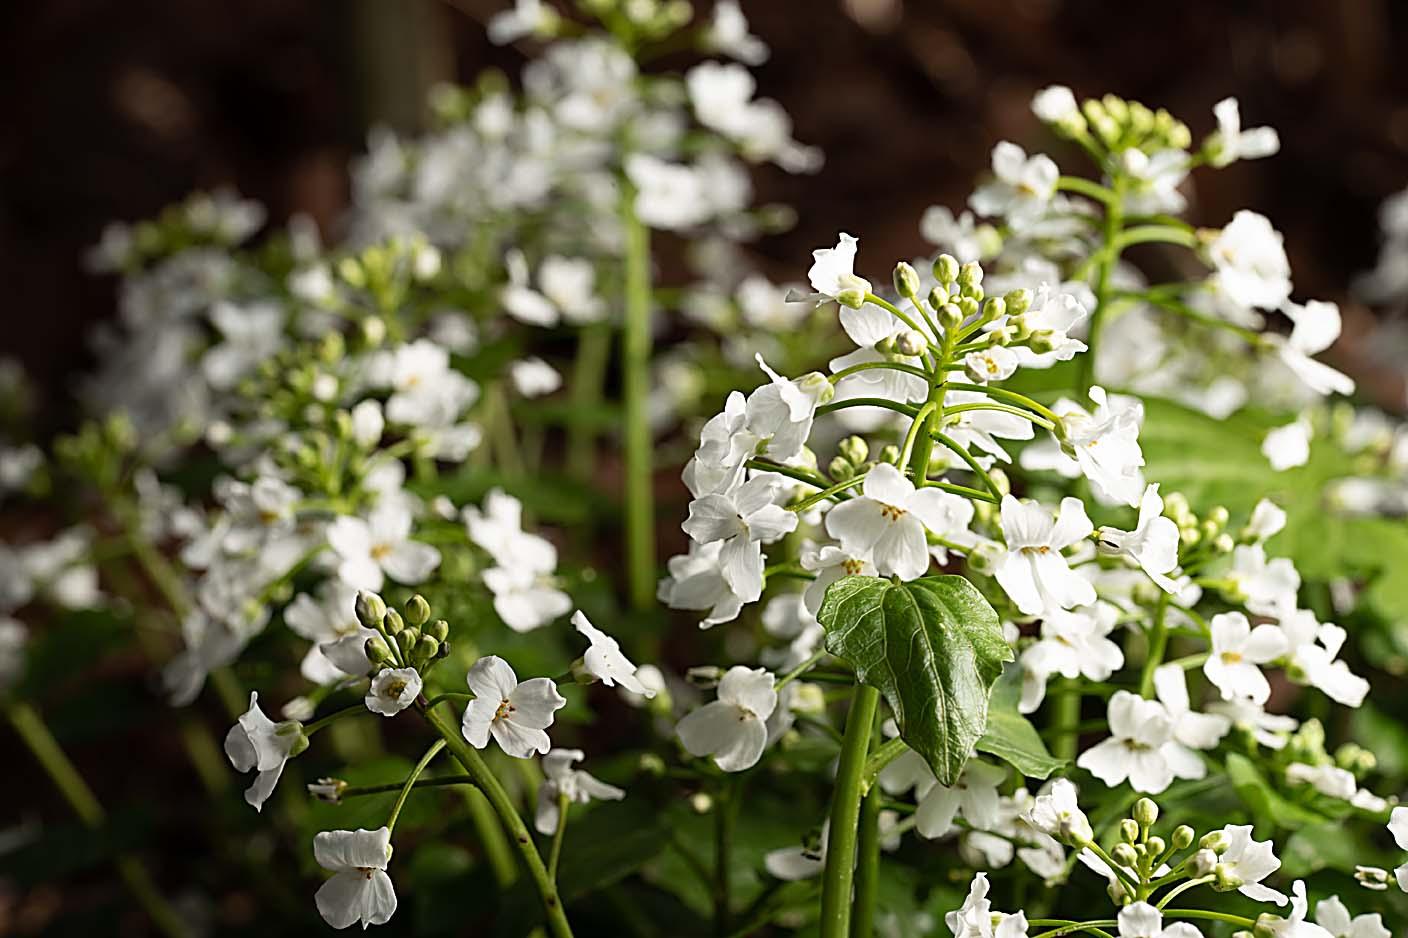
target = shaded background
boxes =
[5,0,1408,933]
[6,0,1408,421]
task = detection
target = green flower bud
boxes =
[893,261,921,299]
[415,634,439,663]
[1145,836,1165,857]
[987,467,1011,497]
[384,609,406,635]
[428,619,450,643]
[958,261,983,288]
[1171,825,1195,850]
[1133,797,1159,828]
[1004,288,1032,318]
[933,253,960,285]
[1120,818,1141,844]
[1208,505,1230,527]
[405,594,431,627]
[928,285,950,310]
[638,753,666,777]
[896,329,928,356]
[1213,533,1234,553]
[1200,830,1230,853]
[878,444,900,465]
[939,303,964,332]
[836,286,867,309]
[365,636,392,663]
[1027,329,1058,354]
[435,639,452,660]
[355,591,387,628]
[1112,843,1138,868]
[839,436,869,467]
[828,456,856,482]
[981,296,1006,324]
[690,792,714,814]
[396,629,416,657]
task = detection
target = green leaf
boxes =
[976,666,1065,779]
[1224,753,1333,831]
[818,574,1012,785]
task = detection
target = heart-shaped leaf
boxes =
[818,574,1012,785]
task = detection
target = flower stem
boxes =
[621,181,655,611]
[852,787,882,938]
[420,703,573,937]
[8,701,186,938]
[547,792,571,880]
[304,703,369,736]
[568,322,612,480]
[818,684,879,938]
[386,739,445,833]
[1078,176,1125,394]
[1052,683,1081,762]
[338,774,476,798]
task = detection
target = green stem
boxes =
[421,703,573,937]
[1078,176,1125,394]
[939,401,1055,430]
[775,648,830,690]
[1052,683,1081,762]
[1113,225,1199,251]
[789,474,864,513]
[304,703,369,736]
[861,736,910,791]
[713,775,744,936]
[1139,594,1170,697]
[568,322,611,480]
[931,431,1004,502]
[852,788,882,938]
[387,739,445,832]
[621,181,655,612]
[339,774,476,798]
[828,360,933,384]
[1056,175,1118,206]
[818,685,880,938]
[1161,910,1256,928]
[547,792,571,880]
[1155,875,1212,910]
[464,785,519,888]
[863,293,933,343]
[943,382,1063,426]
[8,701,186,938]
[816,397,919,420]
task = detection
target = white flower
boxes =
[1227,544,1300,618]
[1120,149,1189,216]
[625,154,711,230]
[1263,417,1312,471]
[533,749,626,835]
[372,339,477,428]
[683,472,796,603]
[1205,210,1292,314]
[1032,85,1080,124]
[942,390,1036,463]
[365,667,422,717]
[987,282,1089,368]
[914,759,1007,839]
[313,827,397,930]
[285,582,377,683]
[685,63,818,171]
[1023,778,1093,845]
[799,543,877,615]
[1388,807,1408,891]
[461,656,566,759]
[746,355,831,462]
[1018,603,1124,713]
[509,357,562,397]
[1209,97,1280,167]
[825,463,972,581]
[994,495,1096,616]
[1153,664,1231,751]
[1246,499,1287,542]
[807,233,872,304]
[487,0,556,44]
[350,400,384,448]
[571,610,654,697]
[1314,896,1390,938]
[327,501,441,591]
[1117,903,1204,938]
[463,489,557,571]
[764,833,825,881]
[704,0,768,64]
[224,692,303,811]
[963,346,1019,384]
[970,142,1059,229]
[946,872,1028,938]
[1270,300,1354,397]
[483,564,573,633]
[676,666,777,772]
[1054,386,1145,507]
[1279,610,1369,707]
[1096,484,1180,590]
[1261,881,1334,938]
[202,301,285,390]
[1076,691,1204,794]
[1207,697,1298,749]
[921,206,985,263]
[1204,611,1288,704]
[1215,824,1287,905]
[657,541,745,628]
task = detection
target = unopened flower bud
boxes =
[415,635,439,663]
[1112,843,1138,868]
[798,372,834,406]
[939,303,964,332]
[958,261,983,288]
[355,590,387,628]
[1355,865,1391,891]
[967,540,1004,576]
[878,444,900,465]
[1145,836,1165,856]
[366,635,392,663]
[1213,533,1234,553]
[1120,819,1140,844]
[928,285,950,309]
[686,666,724,687]
[308,778,348,803]
[384,609,406,635]
[1171,825,1195,850]
[1004,288,1032,318]
[1208,505,1229,527]
[828,456,855,481]
[396,628,417,657]
[839,436,869,466]
[981,296,1006,324]
[1200,830,1230,853]
[638,753,666,777]
[896,330,928,356]
[934,253,960,285]
[405,594,431,627]
[836,286,867,309]
[1189,848,1218,875]
[893,261,921,299]
[1027,329,1058,354]
[361,316,387,346]
[1133,797,1159,828]
[428,619,450,643]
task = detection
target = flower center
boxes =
[1021,545,1052,555]
[357,867,376,879]
[1221,651,1243,664]
[371,543,393,561]
[842,559,864,575]
[385,680,407,698]
[879,502,906,521]
[494,698,515,721]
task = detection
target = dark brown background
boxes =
[4,0,1408,411]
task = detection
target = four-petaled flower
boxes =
[461,655,566,759]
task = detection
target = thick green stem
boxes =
[1052,684,1081,762]
[568,322,611,480]
[852,787,882,938]
[421,704,573,937]
[8,701,186,938]
[464,786,519,888]
[1078,177,1125,394]
[1139,594,1170,697]
[621,182,655,611]
[818,685,879,938]
[713,776,744,935]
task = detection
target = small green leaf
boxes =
[977,666,1065,779]
[818,574,1012,785]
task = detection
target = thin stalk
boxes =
[1078,176,1125,394]
[1138,593,1170,697]
[1161,910,1255,928]
[789,474,864,513]
[8,701,186,938]
[939,401,1055,430]
[863,294,932,343]
[931,431,1004,502]
[816,397,920,420]
[775,648,830,690]
[421,703,573,937]
[386,739,445,832]
[463,786,519,888]
[817,685,880,938]
[852,787,882,938]
[860,736,910,791]
[621,181,655,611]
[828,360,933,384]
[1155,875,1212,910]
[338,774,476,798]
[568,322,611,479]
[305,703,368,736]
[547,792,571,880]
[943,382,1063,426]
[712,775,744,936]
